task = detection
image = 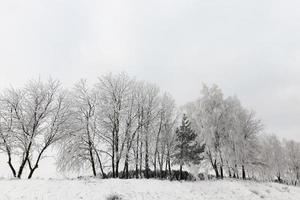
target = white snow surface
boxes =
[0,178,300,200]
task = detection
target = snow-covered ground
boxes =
[0,178,300,200]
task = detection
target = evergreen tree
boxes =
[174,114,205,180]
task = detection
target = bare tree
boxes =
[185,84,263,180]
[236,109,263,179]
[142,83,160,179]
[96,72,133,178]
[152,93,176,178]
[57,80,106,177]
[0,79,69,178]
[285,140,300,185]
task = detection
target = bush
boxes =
[106,193,123,200]
[105,169,196,180]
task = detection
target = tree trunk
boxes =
[6,147,16,177]
[112,131,115,178]
[179,164,183,180]
[220,165,224,179]
[116,160,119,178]
[135,131,139,179]
[228,167,232,178]
[277,174,282,183]
[242,165,246,180]
[121,157,128,179]
[135,158,139,179]
[154,119,163,178]
[213,160,219,179]
[125,160,129,179]
[139,141,143,178]
[234,164,239,179]
[166,150,172,178]
[27,146,48,179]
[158,147,165,179]
[165,156,168,175]
[115,117,120,178]
[168,157,171,178]
[17,158,27,178]
[145,137,149,179]
[89,144,97,177]
[8,159,16,178]
[17,146,31,178]
[94,147,106,178]
[159,162,163,179]
[28,167,37,179]
[154,156,157,178]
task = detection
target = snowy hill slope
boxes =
[0,179,300,200]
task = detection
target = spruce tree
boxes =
[174,114,205,180]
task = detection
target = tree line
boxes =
[0,73,299,185]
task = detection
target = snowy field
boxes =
[0,179,300,200]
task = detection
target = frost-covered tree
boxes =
[185,84,263,180]
[0,79,70,178]
[193,84,227,179]
[285,140,300,185]
[259,135,287,182]
[96,72,135,178]
[142,83,160,179]
[236,109,263,179]
[57,80,105,177]
[153,93,177,178]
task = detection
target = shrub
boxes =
[106,193,122,200]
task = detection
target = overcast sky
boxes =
[0,0,300,146]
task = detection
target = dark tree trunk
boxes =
[139,141,143,178]
[296,170,299,185]
[154,158,157,178]
[145,138,149,179]
[235,164,239,179]
[213,160,219,179]
[179,164,183,180]
[220,165,224,179]
[116,160,119,178]
[158,149,165,179]
[135,132,139,179]
[125,160,129,179]
[122,153,129,179]
[17,145,31,178]
[135,160,139,179]
[8,159,16,178]
[115,117,120,178]
[17,157,27,178]
[242,165,246,180]
[94,148,106,178]
[159,163,163,179]
[165,156,168,175]
[6,147,16,177]
[89,145,97,177]
[28,167,37,179]
[153,119,162,178]
[135,152,139,179]
[27,146,48,179]
[112,131,115,178]
[167,150,172,178]
[277,174,282,183]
